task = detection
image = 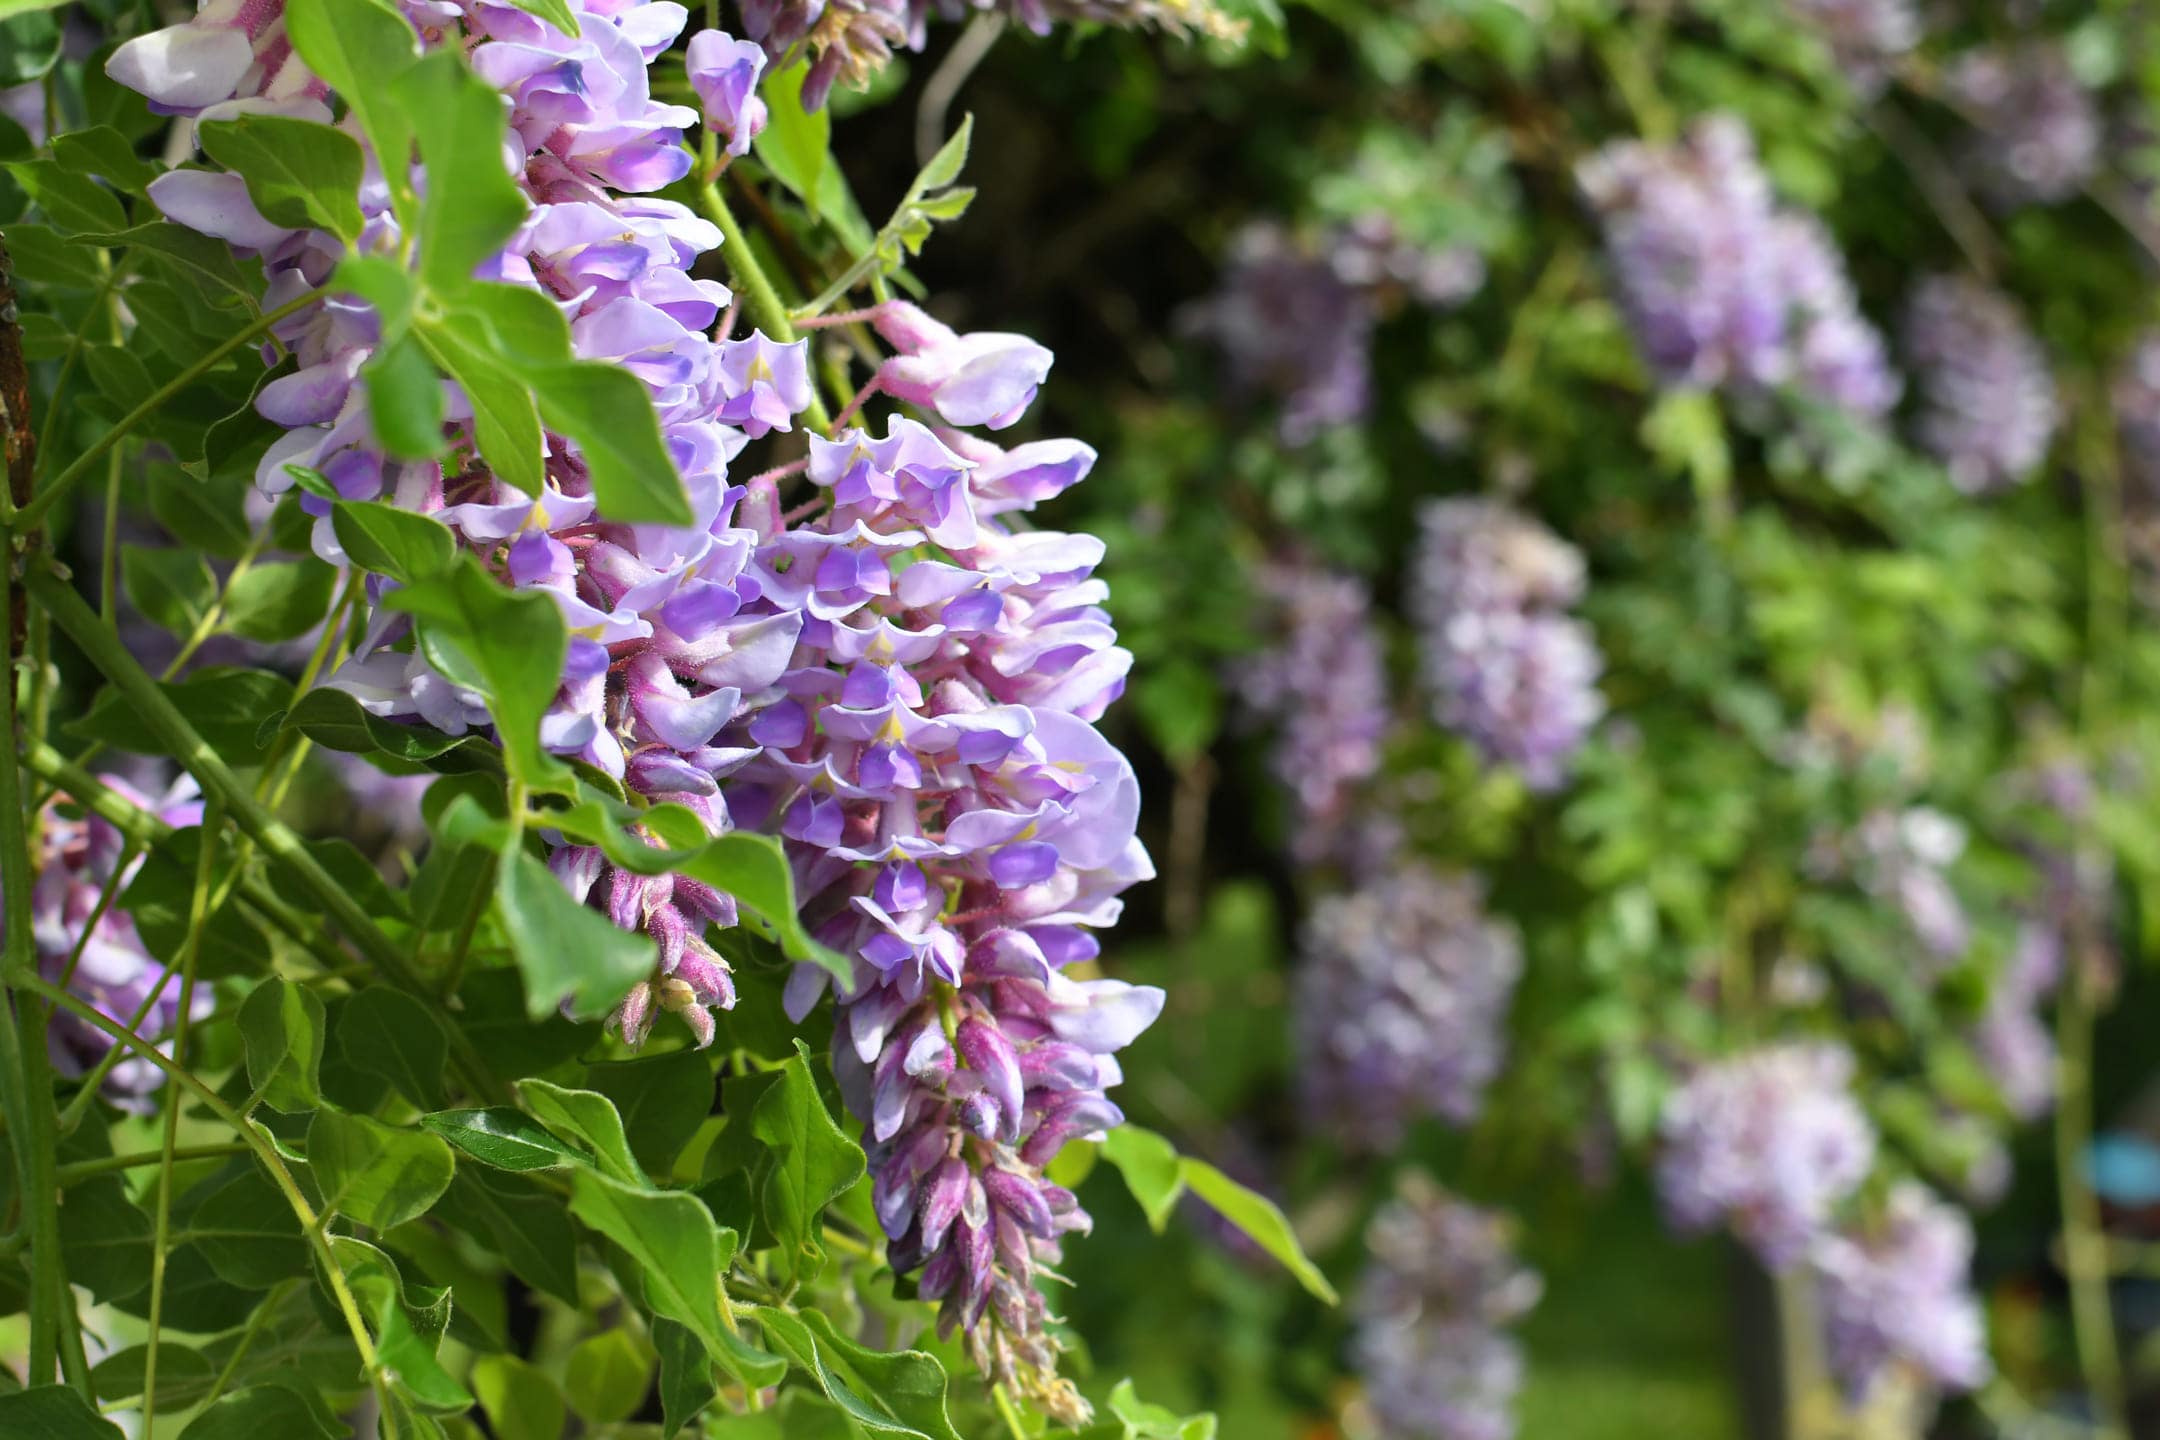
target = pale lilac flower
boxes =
[1657,1043,1876,1267]
[686,29,767,157]
[1295,867,1522,1149]
[1850,806,1970,972]
[1948,44,2101,209]
[1354,1177,1541,1440]
[1812,1183,1991,1398]
[1783,0,1918,94]
[1413,499,1603,789]
[874,303,1054,431]
[1902,275,2058,493]
[1185,222,1375,444]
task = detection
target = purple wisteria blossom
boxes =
[24,776,212,1110]
[1947,43,2101,209]
[1812,1182,1991,1399]
[1188,217,1483,444]
[1294,865,1522,1150]
[1783,0,1918,93]
[112,2,1156,1404]
[1353,1177,1541,1440]
[686,30,768,157]
[1231,564,1389,864]
[1971,910,2060,1123]
[1656,1042,1876,1267]
[1579,115,1899,420]
[1901,275,2059,494]
[1412,498,1603,789]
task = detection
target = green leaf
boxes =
[148,468,253,558]
[415,317,546,492]
[68,667,294,763]
[678,833,852,985]
[566,1329,653,1424]
[501,0,580,33]
[656,1319,719,1439]
[284,0,420,221]
[177,1384,341,1440]
[122,544,216,637]
[89,1342,217,1410]
[752,1307,963,1440]
[453,281,572,363]
[333,986,449,1110]
[188,1168,307,1289]
[496,842,655,1020]
[751,1040,865,1282]
[0,1385,126,1437]
[518,1079,646,1184]
[753,62,829,210]
[435,1170,581,1305]
[383,555,568,789]
[83,222,257,310]
[1099,1124,1182,1234]
[422,1107,587,1172]
[337,1236,472,1413]
[392,50,527,293]
[50,124,158,194]
[224,558,338,643]
[8,157,127,232]
[586,1049,712,1180]
[362,330,448,460]
[1179,1157,1336,1304]
[565,1169,738,1369]
[308,1110,457,1231]
[280,685,498,769]
[57,1177,152,1302]
[332,253,417,342]
[1103,1379,1218,1440]
[238,977,327,1113]
[913,114,972,194]
[196,114,366,240]
[471,1355,566,1440]
[528,360,692,525]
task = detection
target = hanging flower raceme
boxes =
[1655,1042,1877,1267]
[1946,43,2101,209]
[111,0,1158,1403]
[1848,806,1971,974]
[1411,497,1603,790]
[1901,275,2059,494]
[1782,0,1918,95]
[1294,865,1521,1151]
[1579,114,1899,420]
[1232,564,1389,864]
[1811,1182,1991,1400]
[19,775,212,1111]
[1352,1176,1541,1440]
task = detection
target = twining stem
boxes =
[54,1142,251,1185]
[11,971,396,1433]
[28,562,505,1099]
[0,553,73,1391]
[142,796,222,1440]
[695,180,835,435]
[13,289,322,534]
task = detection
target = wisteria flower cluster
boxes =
[1578,115,1900,421]
[1900,274,2059,494]
[109,0,1157,1408]
[1812,1182,1991,1398]
[1654,1042,1876,1267]
[1946,43,2102,209]
[1411,497,1603,790]
[24,775,211,1111]
[1352,1176,1541,1440]
[1782,0,1917,93]
[1188,219,1482,444]
[1232,563,1389,864]
[1294,864,1522,1150]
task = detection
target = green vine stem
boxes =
[11,970,397,1435]
[11,289,321,534]
[142,795,222,1438]
[696,179,835,435]
[26,562,508,1106]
